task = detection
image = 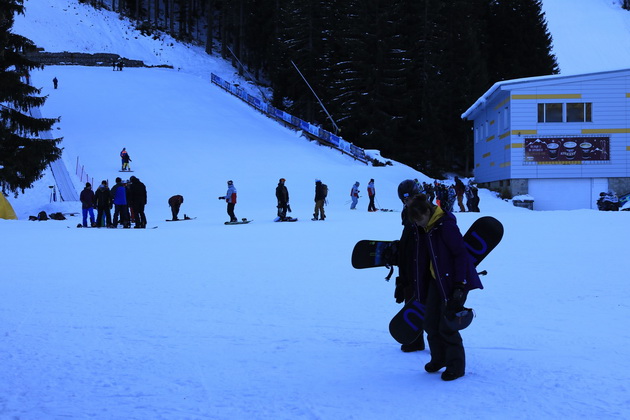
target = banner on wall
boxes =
[524,136,610,163]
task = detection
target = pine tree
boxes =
[0,0,62,196]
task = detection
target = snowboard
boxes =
[166,216,196,222]
[274,217,298,222]
[388,216,503,344]
[225,218,252,225]
[352,240,398,269]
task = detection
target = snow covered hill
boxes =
[1,1,629,419]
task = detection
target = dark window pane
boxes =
[546,103,563,122]
[567,103,584,122]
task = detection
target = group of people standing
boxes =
[416,177,480,213]
[79,176,147,228]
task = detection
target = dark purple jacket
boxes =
[413,211,483,302]
[80,187,95,209]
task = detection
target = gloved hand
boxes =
[394,276,406,304]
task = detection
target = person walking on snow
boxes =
[350,182,360,210]
[276,178,290,220]
[394,179,426,353]
[120,148,132,171]
[405,193,483,381]
[80,182,96,227]
[218,180,237,222]
[367,179,376,212]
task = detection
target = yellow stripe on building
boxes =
[582,128,630,134]
[500,162,511,168]
[504,143,523,149]
[511,130,537,136]
[512,94,582,100]
[482,152,491,158]
[485,135,495,142]
[489,120,495,126]
[494,97,509,110]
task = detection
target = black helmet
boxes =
[443,308,474,331]
[398,179,420,202]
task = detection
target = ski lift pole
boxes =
[290,60,340,135]
[225,46,270,103]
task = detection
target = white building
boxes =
[462,69,630,210]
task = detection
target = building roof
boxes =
[461,67,630,120]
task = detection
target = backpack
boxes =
[322,184,328,198]
[37,211,48,221]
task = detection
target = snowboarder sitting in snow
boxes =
[404,193,483,381]
[168,195,184,221]
[218,180,237,222]
[276,178,290,220]
[120,147,132,171]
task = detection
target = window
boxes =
[537,102,592,123]
[567,103,592,122]
[538,103,563,122]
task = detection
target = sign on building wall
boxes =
[524,136,610,163]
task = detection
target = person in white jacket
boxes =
[350,181,360,209]
[218,180,238,222]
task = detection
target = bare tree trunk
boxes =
[205,0,213,53]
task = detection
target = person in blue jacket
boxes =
[404,193,483,381]
[111,177,130,228]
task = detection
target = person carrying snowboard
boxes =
[120,148,132,171]
[168,195,184,221]
[350,182,360,210]
[218,180,237,222]
[394,179,426,353]
[404,193,483,381]
[313,180,327,220]
[276,178,290,221]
